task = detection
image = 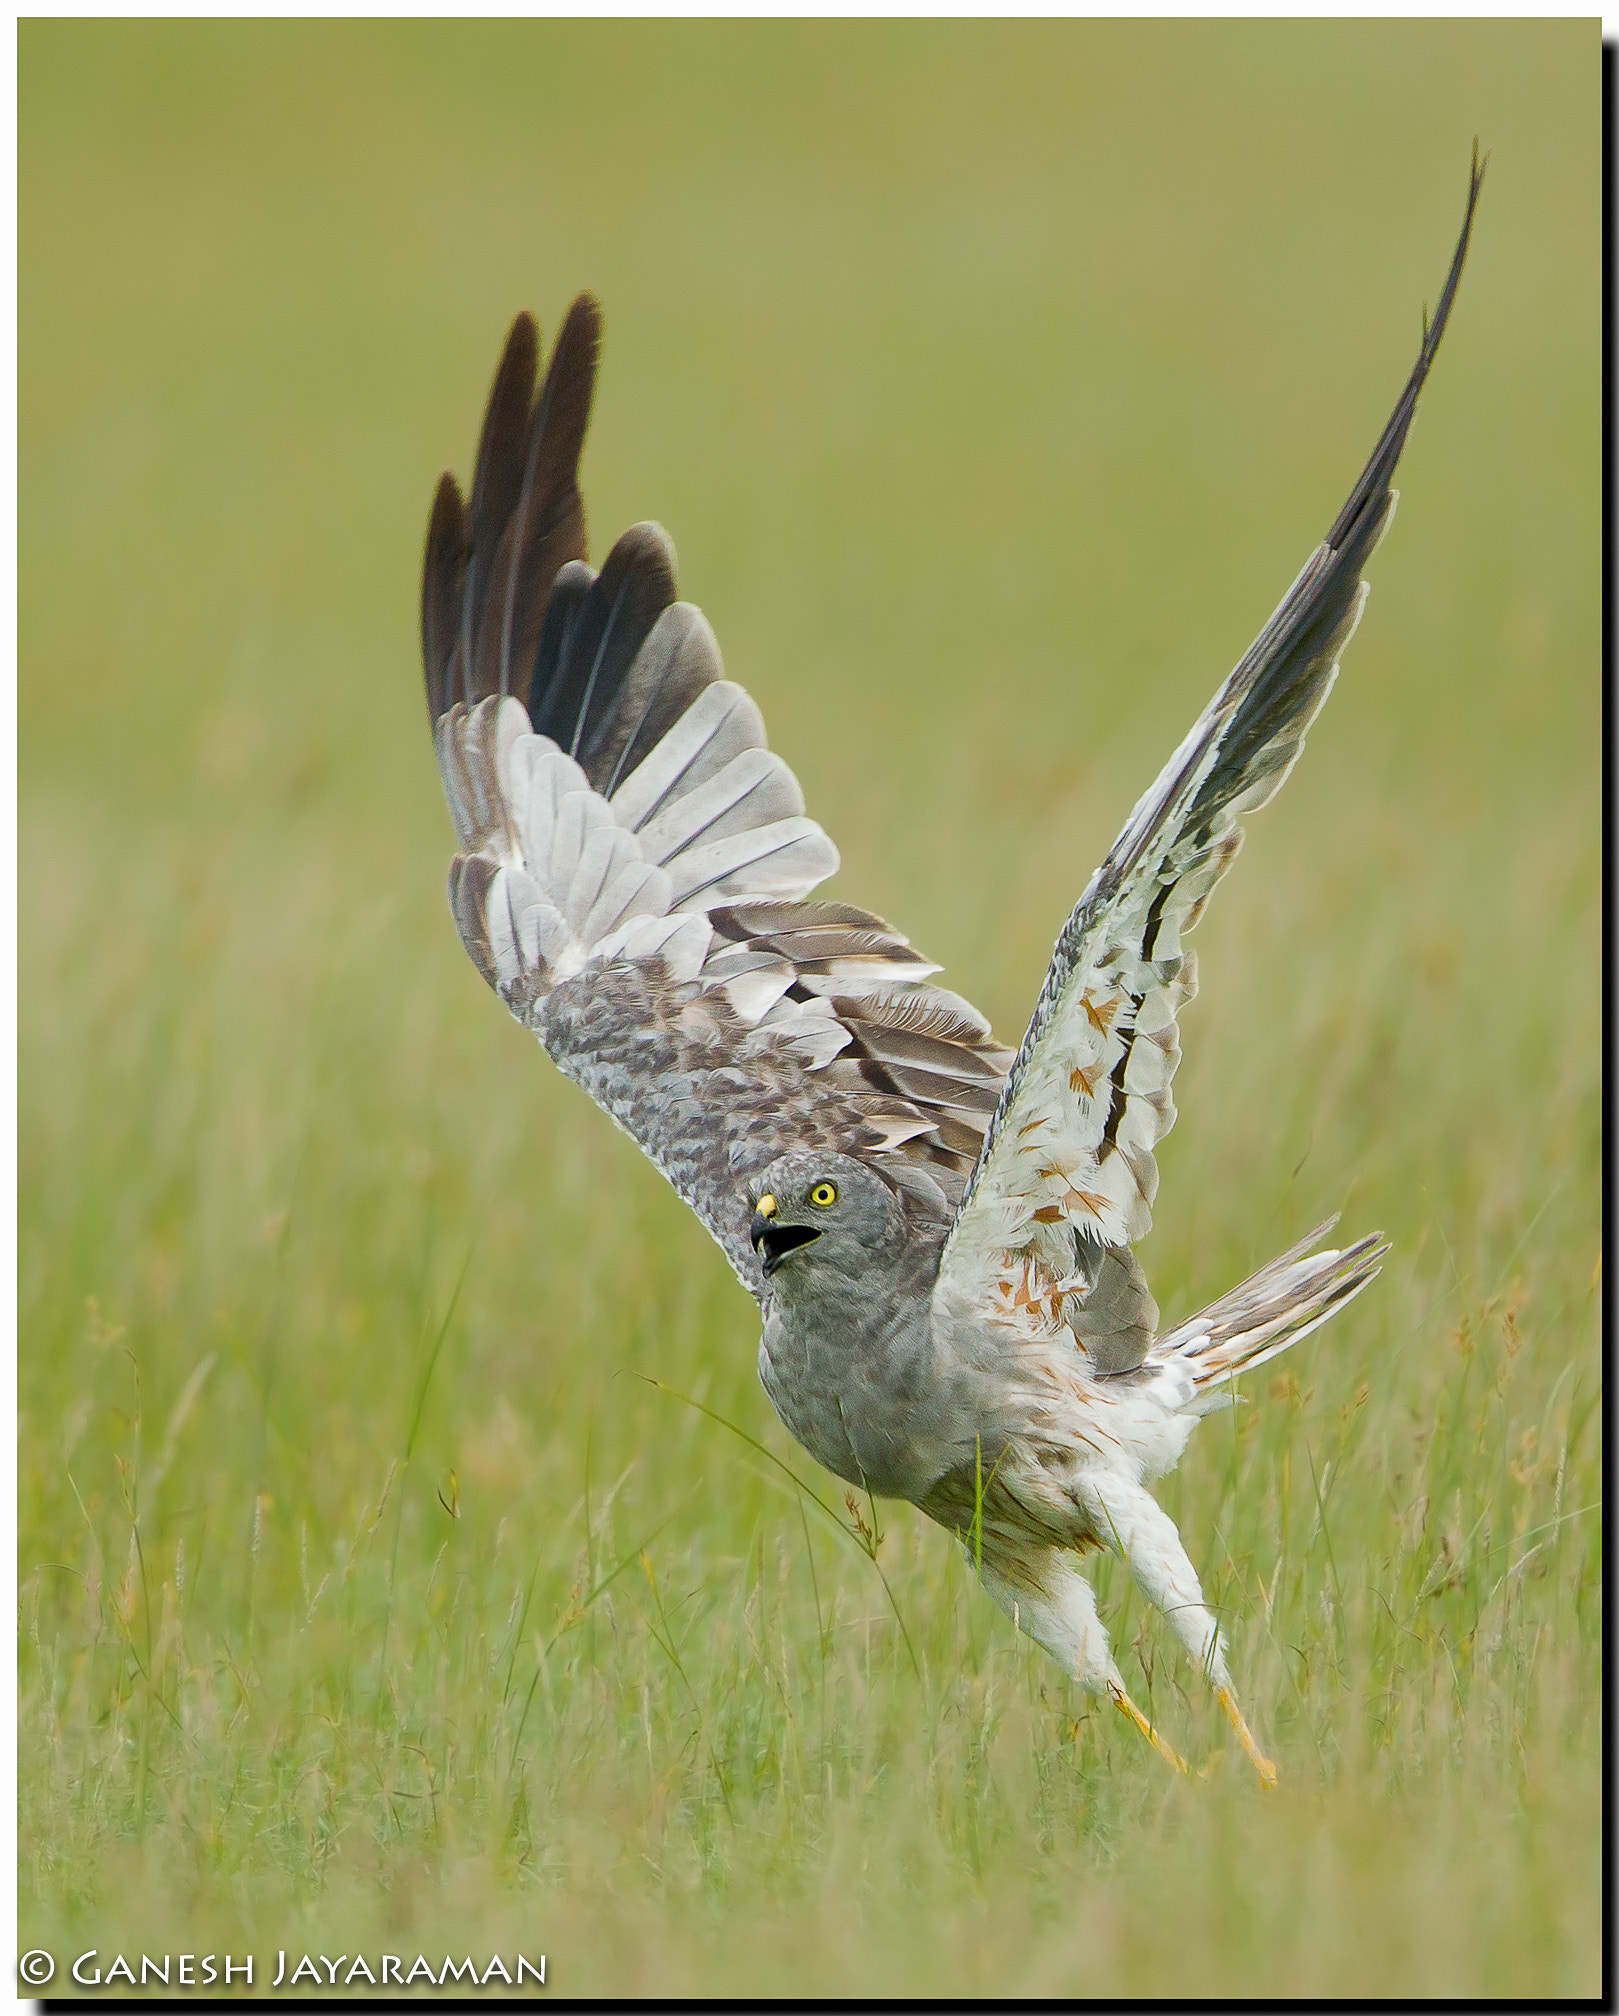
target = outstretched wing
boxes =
[423,303,1014,1301]
[934,150,1485,1373]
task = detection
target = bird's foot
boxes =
[1108,1680,1187,1774]
[1217,1686,1278,1789]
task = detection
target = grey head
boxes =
[746,1148,959,1502]
[747,1151,913,1298]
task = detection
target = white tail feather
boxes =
[1151,1219,1388,1413]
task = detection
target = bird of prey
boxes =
[420,156,1483,1782]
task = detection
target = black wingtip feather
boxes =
[423,297,605,727]
[421,473,467,724]
[475,295,603,706]
[1176,151,1484,861]
[470,314,540,547]
[1323,142,1486,555]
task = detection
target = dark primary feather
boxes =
[421,475,467,722]
[1186,141,1486,839]
[474,297,602,705]
[464,311,540,695]
[421,298,732,804]
[1324,142,1485,555]
[528,523,681,771]
[419,297,603,726]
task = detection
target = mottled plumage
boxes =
[418,153,1483,1777]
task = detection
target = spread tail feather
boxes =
[1151,1217,1388,1411]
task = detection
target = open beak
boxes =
[749,1196,821,1276]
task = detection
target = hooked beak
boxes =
[749,1194,822,1276]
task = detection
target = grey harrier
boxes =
[420,155,1483,1781]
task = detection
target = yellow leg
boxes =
[1109,1680,1187,1774]
[1217,1687,1278,1789]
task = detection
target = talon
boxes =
[1217,1686,1278,1788]
[1110,1681,1187,1774]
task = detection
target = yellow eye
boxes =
[808,1179,838,1209]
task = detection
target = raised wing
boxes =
[423,304,1014,1300]
[934,149,1485,1373]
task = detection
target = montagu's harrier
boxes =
[420,154,1483,1781]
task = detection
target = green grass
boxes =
[20,20,1600,1997]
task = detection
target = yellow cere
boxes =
[756,1193,777,1219]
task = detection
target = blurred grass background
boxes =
[20,19,1599,1997]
